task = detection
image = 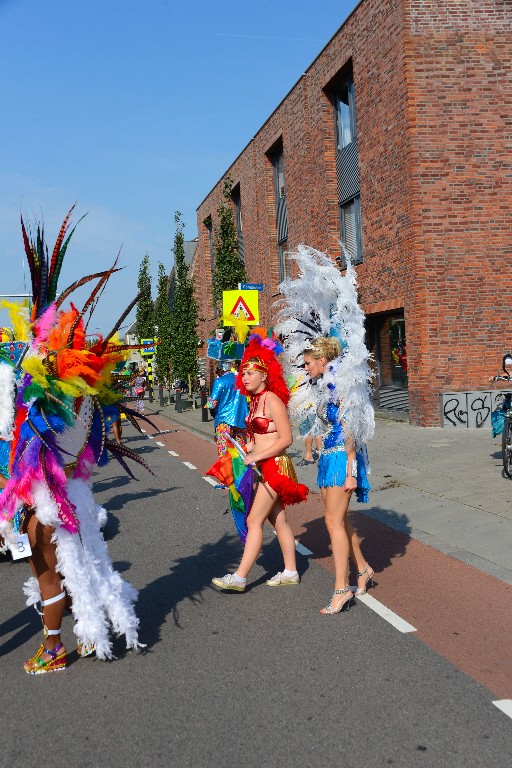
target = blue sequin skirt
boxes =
[317,446,370,503]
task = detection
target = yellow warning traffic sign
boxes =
[222,290,259,325]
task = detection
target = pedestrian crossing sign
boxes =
[222,290,259,325]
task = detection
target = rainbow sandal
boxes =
[24,591,67,674]
[24,642,67,675]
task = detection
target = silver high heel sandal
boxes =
[320,586,353,615]
[354,565,375,596]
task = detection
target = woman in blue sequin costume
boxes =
[303,337,374,615]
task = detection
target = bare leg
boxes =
[268,505,297,573]
[321,486,354,612]
[346,517,367,578]
[25,512,67,661]
[303,436,314,462]
[112,419,122,445]
[236,483,280,578]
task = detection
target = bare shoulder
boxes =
[266,391,287,414]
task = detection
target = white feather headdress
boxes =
[0,363,15,440]
[275,244,375,449]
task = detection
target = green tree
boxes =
[169,212,198,387]
[154,262,173,387]
[212,177,247,317]
[135,252,154,341]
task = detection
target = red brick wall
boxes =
[403,0,512,423]
[195,0,512,424]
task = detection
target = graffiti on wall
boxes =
[440,390,510,429]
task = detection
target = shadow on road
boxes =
[136,533,241,647]
[0,606,39,657]
[298,506,412,582]
[93,475,131,494]
[352,507,411,578]
[104,486,177,513]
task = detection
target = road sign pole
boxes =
[147,359,154,403]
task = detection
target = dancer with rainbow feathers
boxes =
[0,207,156,673]
[208,329,308,592]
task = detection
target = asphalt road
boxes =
[1,424,512,768]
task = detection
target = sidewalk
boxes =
[145,397,512,585]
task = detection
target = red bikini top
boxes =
[246,391,278,439]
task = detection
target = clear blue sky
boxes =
[0,0,359,333]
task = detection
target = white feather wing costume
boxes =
[275,244,375,454]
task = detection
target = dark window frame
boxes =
[231,184,245,263]
[272,148,286,201]
[339,195,363,265]
[333,77,357,152]
[278,239,289,283]
[204,215,217,316]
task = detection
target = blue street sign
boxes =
[140,338,155,356]
[238,282,264,291]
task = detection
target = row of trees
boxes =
[135,179,246,389]
[135,213,198,389]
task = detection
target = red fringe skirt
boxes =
[259,454,309,508]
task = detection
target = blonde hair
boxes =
[303,336,341,362]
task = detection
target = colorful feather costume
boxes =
[275,244,375,467]
[0,208,156,659]
[207,329,307,536]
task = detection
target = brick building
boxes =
[193,0,512,427]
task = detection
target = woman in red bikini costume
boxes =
[212,333,308,592]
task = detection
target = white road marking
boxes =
[156,441,165,447]
[168,450,179,457]
[493,700,512,719]
[357,593,417,633]
[203,476,219,487]
[147,435,154,440]
[295,540,313,556]
[183,461,197,469]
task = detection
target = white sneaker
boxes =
[265,571,300,587]
[211,573,246,592]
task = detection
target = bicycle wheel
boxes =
[502,417,512,478]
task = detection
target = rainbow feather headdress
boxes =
[0,207,155,533]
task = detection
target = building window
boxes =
[278,240,289,283]
[273,149,286,199]
[268,140,289,287]
[204,216,214,273]
[330,68,363,264]
[204,216,217,315]
[231,185,244,262]
[334,78,356,151]
[339,196,362,263]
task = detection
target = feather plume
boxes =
[104,438,157,477]
[100,290,143,353]
[56,268,122,310]
[48,205,75,295]
[275,244,375,450]
[65,257,120,347]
